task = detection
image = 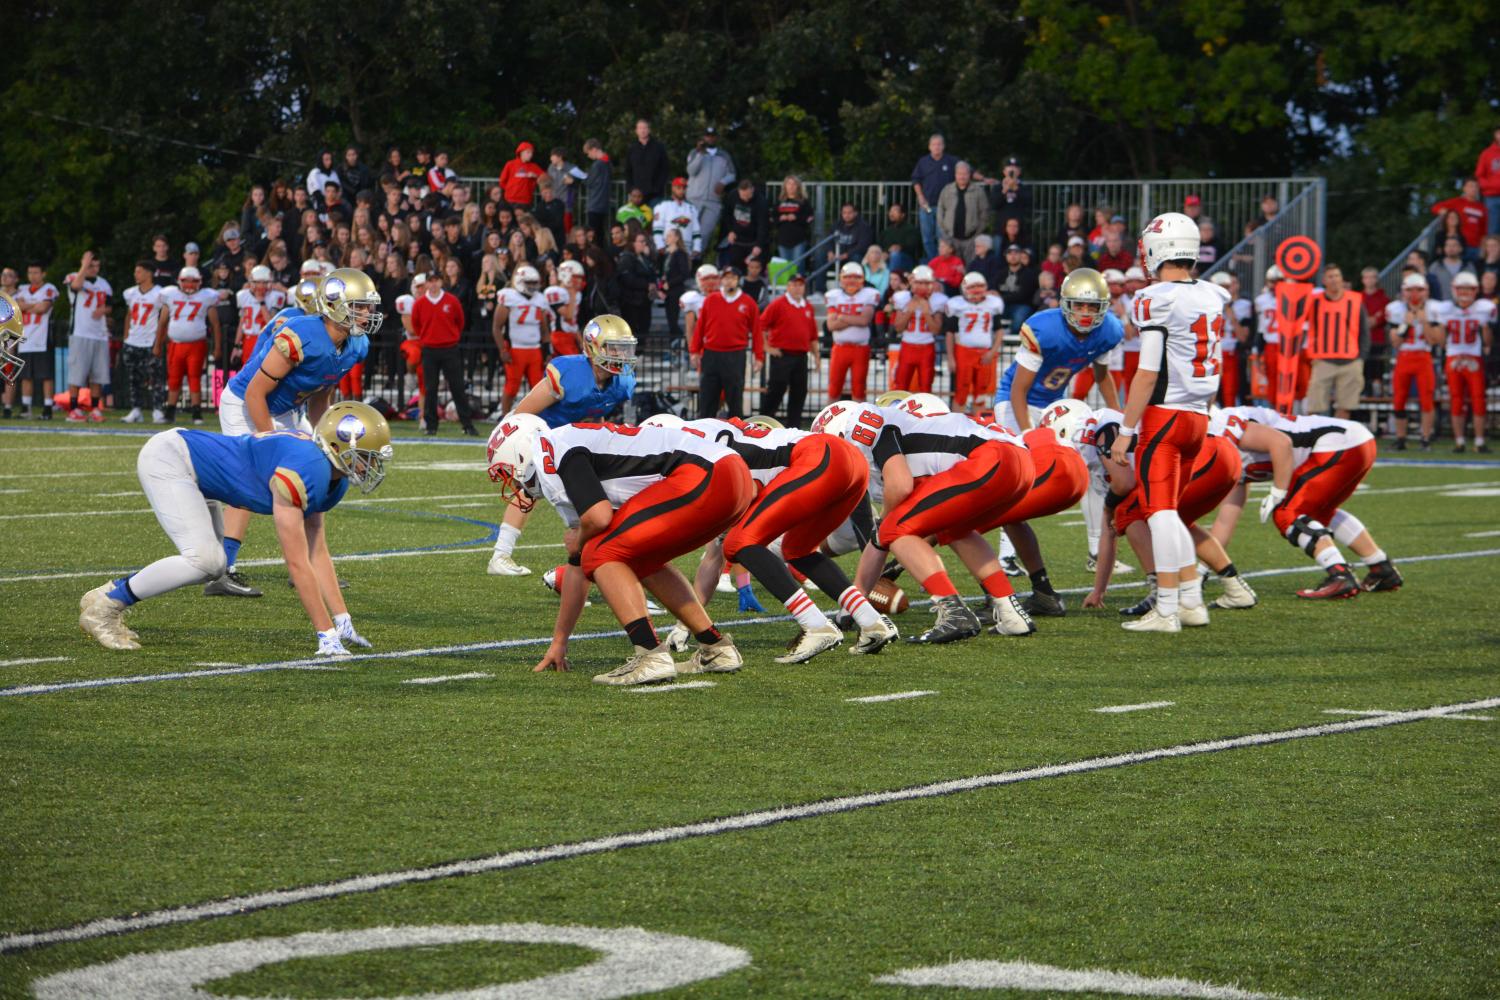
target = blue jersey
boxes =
[537,354,634,428]
[227,312,368,414]
[180,429,349,516]
[997,308,1124,408]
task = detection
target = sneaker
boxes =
[1178,603,1210,627]
[1119,593,1157,617]
[1391,437,1405,450]
[121,407,143,423]
[1000,556,1024,577]
[849,615,899,654]
[989,594,1037,636]
[1,408,12,419]
[79,586,140,650]
[592,643,677,686]
[1360,561,1404,593]
[680,634,743,674]
[1296,567,1361,600]
[1021,590,1066,618]
[152,409,167,424]
[878,557,904,583]
[715,573,736,595]
[1454,442,1466,453]
[40,407,52,420]
[1210,574,1258,609]
[1420,439,1432,452]
[1111,557,1134,573]
[1122,608,1182,632]
[1086,554,1098,573]
[907,596,982,644]
[1477,443,1491,454]
[192,415,204,426]
[90,409,106,423]
[487,552,531,576]
[774,623,844,663]
[202,570,263,597]
[66,407,87,422]
[666,623,692,652]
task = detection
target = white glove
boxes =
[316,628,351,657]
[1259,486,1287,524]
[334,612,372,649]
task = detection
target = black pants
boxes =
[699,348,746,419]
[664,287,685,342]
[763,351,809,427]
[620,300,653,342]
[421,345,475,430]
[120,345,164,411]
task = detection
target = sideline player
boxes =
[825,262,880,401]
[233,265,288,376]
[157,266,222,425]
[9,264,60,419]
[544,260,587,356]
[120,262,165,424]
[79,401,392,653]
[1438,272,1493,452]
[495,264,552,414]
[945,272,1004,415]
[1384,272,1443,450]
[487,315,638,576]
[888,265,947,393]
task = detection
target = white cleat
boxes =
[849,615,899,654]
[774,623,844,663]
[988,594,1038,636]
[121,408,143,424]
[715,572,736,595]
[1178,603,1210,627]
[593,643,678,686]
[1122,608,1182,633]
[1112,557,1134,574]
[151,409,167,424]
[1211,574,1258,609]
[645,597,664,614]
[487,552,531,576]
[679,634,743,674]
[666,623,692,652]
[79,586,140,650]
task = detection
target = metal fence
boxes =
[1200,178,1327,296]
[1376,215,1443,300]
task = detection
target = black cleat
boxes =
[203,570,263,597]
[1391,438,1406,451]
[1454,443,1466,453]
[1360,560,1404,593]
[1001,555,1024,577]
[906,596,981,644]
[1119,593,1157,617]
[879,557,904,583]
[1297,566,1360,600]
[1478,443,1492,454]
[1021,590,1067,618]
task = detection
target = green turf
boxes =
[1,422,1497,999]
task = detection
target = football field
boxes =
[1,423,1497,999]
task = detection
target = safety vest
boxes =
[1306,291,1362,360]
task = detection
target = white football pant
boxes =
[128,429,229,599]
[218,385,312,437]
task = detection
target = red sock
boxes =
[920,571,958,597]
[981,571,1014,599]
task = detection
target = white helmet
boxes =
[486,413,549,512]
[910,264,936,284]
[1139,212,1200,276]
[299,258,323,277]
[641,412,685,429]
[1209,271,1233,288]
[513,265,541,294]
[900,392,950,417]
[695,263,720,282]
[1036,399,1092,445]
[249,264,273,284]
[319,260,335,275]
[558,260,586,283]
[811,401,856,437]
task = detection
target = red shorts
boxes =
[1116,435,1242,533]
[339,362,364,399]
[583,456,754,579]
[1134,406,1208,517]
[399,340,424,395]
[551,331,582,356]
[892,340,935,393]
[1272,439,1377,534]
[1446,356,1486,418]
[879,440,1033,548]
[828,344,870,401]
[166,340,208,393]
[724,435,868,562]
[1392,351,1436,411]
[505,347,545,396]
[952,345,997,409]
[949,429,1087,542]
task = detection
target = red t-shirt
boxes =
[760,294,818,352]
[412,292,465,349]
[1431,196,1489,249]
[928,254,965,288]
[499,159,546,206]
[1361,287,1391,346]
[692,290,763,360]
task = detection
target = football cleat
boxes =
[1122,608,1182,632]
[79,586,140,650]
[989,594,1037,636]
[1360,561,1404,593]
[1477,442,1492,454]
[1453,442,1466,453]
[1087,554,1135,574]
[665,623,692,652]
[774,623,844,663]
[1021,590,1066,618]
[715,573,736,594]
[1001,556,1024,577]
[679,634,743,674]
[66,408,87,422]
[1119,593,1157,617]
[593,643,678,686]
[121,408,143,424]
[152,409,167,424]
[1178,603,1210,627]
[907,596,982,644]
[849,615,899,654]
[1210,574,1258,609]
[203,570,263,597]
[1296,567,1360,600]
[487,552,531,576]
[90,409,107,423]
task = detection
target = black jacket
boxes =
[833,216,874,265]
[625,137,671,203]
[724,190,768,255]
[615,251,659,307]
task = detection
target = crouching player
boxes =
[80,402,392,653]
[488,416,753,685]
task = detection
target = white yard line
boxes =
[1323,708,1492,722]
[1093,700,1175,714]
[629,681,717,693]
[846,690,938,703]
[0,656,71,668]
[875,959,1292,998]
[2,694,1494,955]
[401,672,493,685]
[0,663,342,698]
[1463,529,1500,538]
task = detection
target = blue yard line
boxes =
[0,426,486,446]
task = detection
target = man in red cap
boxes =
[499,142,546,208]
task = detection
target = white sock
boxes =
[21,395,31,406]
[1455,436,1466,445]
[1477,437,1486,447]
[493,523,521,556]
[1156,585,1180,617]
[1364,548,1387,566]
[1315,545,1345,570]
[838,586,881,628]
[998,530,1015,561]
[1081,487,1103,556]
[1180,575,1203,609]
[786,589,830,630]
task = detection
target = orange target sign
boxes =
[1275,236,1322,282]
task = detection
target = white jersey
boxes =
[680,288,706,317]
[1131,279,1229,411]
[890,290,949,345]
[1384,299,1444,354]
[531,422,737,527]
[828,402,1014,506]
[544,285,580,333]
[159,286,218,343]
[945,293,1004,349]
[1116,294,1140,354]
[1212,406,1373,482]
[65,274,112,341]
[1254,289,1280,345]
[652,198,702,253]
[685,418,810,487]
[824,287,880,346]
[122,285,165,349]
[498,288,549,349]
[14,282,58,353]
[235,288,287,342]
[1437,299,1495,358]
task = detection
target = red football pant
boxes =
[240,334,259,362]
[505,347,545,397]
[952,345,996,409]
[399,340,425,396]
[878,441,1033,548]
[339,362,364,399]
[551,332,582,356]
[723,435,868,562]
[891,341,935,393]
[583,456,754,579]
[1122,351,1139,401]
[1134,406,1208,517]
[1392,352,1436,411]
[828,344,870,401]
[946,429,1087,542]
[1219,352,1240,406]
[1116,435,1242,533]
[1446,357,1486,420]
[166,340,207,396]
[1272,439,1377,535]
[1071,366,1095,400]
[1261,342,1279,401]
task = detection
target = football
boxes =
[868,578,910,615]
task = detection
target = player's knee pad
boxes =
[182,544,227,580]
[1284,515,1329,557]
[1328,509,1366,547]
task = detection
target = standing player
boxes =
[10,264,59,419]
[1384,272,1443,450]
[544,260,586,355]
[63,250,113,423]
[156,266,222,425]
[945,272,1004,415]
[233,265,287,375]
[79,401,392,653]
[487,315,638,576]
[1253,265,1283,404]
[1108,212,1225,632]
[495,264,552,415]
[825,262,880,401]
[680,263,719,355]
[120,262,165,424]
[1438,272,1493,452]
[888,264,948,393]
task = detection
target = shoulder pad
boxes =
[269,467,309,508]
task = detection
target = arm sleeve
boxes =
[848,493,876,548]
[1136,328,1166,371]
[557,450,608,515]
[871,425,905,467]
[1014,347,1044,372]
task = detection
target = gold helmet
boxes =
[1060,267,1110,335]
[319,267,384,337]
[0,292,24,385]
[313,401,393,494]
[875,389,911,407]
[581,314,637,374]
[292,277,323,314]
